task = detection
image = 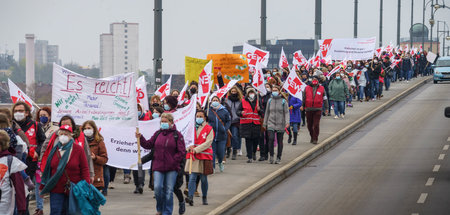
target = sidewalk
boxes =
[30,77,430,215]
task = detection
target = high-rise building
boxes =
[19,39,60,65]
[100,21,139,78]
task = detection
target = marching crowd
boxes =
[0,49,434,215]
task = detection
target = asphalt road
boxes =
[240,82,450,215]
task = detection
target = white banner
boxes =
[8,79,35,112]
[243,43,270,68]
[282,70,306,100]
[136,76,149,111]
[102,95,197,170]
[51,63,138,127]
[318,37,376,60]
[427,52,437,63]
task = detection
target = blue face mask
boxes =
[40,116,48,124]
[138,111,142,118]
[164,104,170,111]
[336,76,341,80]
[160,122,169,130]
[211,101,220,108]
[196,118,204,125]
[152,113,159,119]
[272,92,279,97]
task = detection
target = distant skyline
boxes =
[1,0,449,74]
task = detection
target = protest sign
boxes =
[8,79,36,111]
[282,70,306,100]
[102,95,197,170]
[206,54,249,84]
[318,37,376,60]
[426,52,437,63]
[185,56,210,83]
[136,76,149,111]
[51,63,138,127]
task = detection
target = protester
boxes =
[151,95,162,108]
[136,113,186,215]
[0,130,27,215]
[237,88,262,163]
[329,72,349,119]
[356,61,370,102]
[185,110,214,207]
[302,76,329,144]
[224,86,242,160]
[36,107,59,138]
[258,83,272,161]
[287,94,302,145]
[263,85,289,164]
[81,121,108,192]
[40,124,90,215]
[164,96,179,113]
[207,96,230,171]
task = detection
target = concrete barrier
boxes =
[207,77,432,215]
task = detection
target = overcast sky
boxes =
[1,0,449,74]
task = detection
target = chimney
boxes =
[25,34,35,100]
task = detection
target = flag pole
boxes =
[136,127,144,187]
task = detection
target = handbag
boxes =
[203,160,214,175]
[210,109,232,147]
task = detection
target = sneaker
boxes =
[247,159,253,163]
[218,163,224,172]
[258,157,266,161]
[124,174,131,184]
[334,115,339,119]
[179,201,186,214]
[109,182,115,189]
[195,191,200,197]
[185,196,194,206]
[348,104,353,107]
[341,114,345,119]
[238,150,242,156]
[202,196,208,205]
[275,158,281,164]
[269,156,274,164]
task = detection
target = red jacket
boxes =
[189,124,213,160]
[304,85,325,109]
[47,143,90,194]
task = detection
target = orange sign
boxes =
[206,54,249,84]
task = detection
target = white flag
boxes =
[252,63,267,95]
[282,70,306,100]
[243,43,270,68]
[210,79,239,101]
[198,60,213,107]
[155,75,172,101]
[8,79,35,111]
[279,47,289,69]
[178,81,189,105]
[292,50,308,67]
[136,76,149,111]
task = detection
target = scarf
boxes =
[40,139,74,195]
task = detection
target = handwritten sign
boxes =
[206,54,249,84]
[52,63,138,127]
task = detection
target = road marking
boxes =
[417,193,428,204]
[443,145,449,150]
[447,137,450,142]
[412,213,419,215]
[425,177,435,186]
[438,154,445,160]
[433,165,441,172]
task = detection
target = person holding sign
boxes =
[136,113,186,215]
[40,125,91,215]
[185,110,214,207]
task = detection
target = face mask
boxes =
[164,104,170,111]
[249,94,255,99]
[374,60,378,64]
[365,65,369,68]
[336,76,341,80]
[40,116,49,124]
[152,113,160,119]
[272,92,279,97]
[357,64,361,67]
[266,88,271,92]
[138,111,142,117]
[14,112,25,121]
[312,80,319,85]
[190,88,197,94]
[196,118,204,125]
[59,135,70,144]
[308,78,312,82]
[84,129,94,137]
[152,103,159,107]
[211,101,220,108]
[160,122,170,130]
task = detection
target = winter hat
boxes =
[59,125,73,133]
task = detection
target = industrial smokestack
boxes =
[25,34,35,100]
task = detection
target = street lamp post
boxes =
[430,0,434,52]
[380,0,383,47]
[314,0,322,53]
[261,0,266,50]
[397,0,401,46]
[411,0,414,48]
[354,0,358,38]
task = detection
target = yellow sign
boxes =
[206,54,249,84]
[185,56,210,83]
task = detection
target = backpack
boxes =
[0,155,13,201]
[141,130,179,164]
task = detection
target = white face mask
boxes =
[84,129,94,137]
[59,135,71,144]
[14,112,25,121]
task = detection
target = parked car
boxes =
[433,56,450,84]
[446,107,450,118]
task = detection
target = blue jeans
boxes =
[333,101,345,116]
[50,192,69,215]
[385,76,391,90]
[230,125,241,150]
[35,178,44,210]
[406,70,412,80]
[103,165,110,193]
[290,122,300,133]
[212,139,226,169]
[371,79,379,99]
[359,86,365,100]
[188,172,208,197]
[123,169,131,174]
[154,171,177,215]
